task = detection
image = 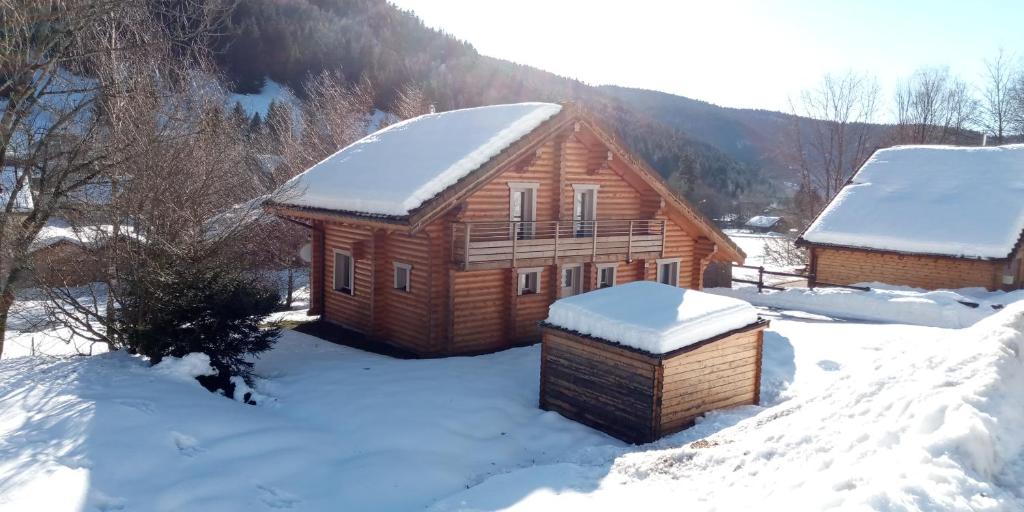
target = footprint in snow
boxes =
[112,398,156,415]
[171,432,204,457]
[256,484,301,509]
[817,359,842,372]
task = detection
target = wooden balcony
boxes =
[452,219,667,270]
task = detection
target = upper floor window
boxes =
[508,182,538,239]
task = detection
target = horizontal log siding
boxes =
[513,266,555,343]
[540,329,659,444]
[813,246,1004,291]
[323,222,375,333]
[375,230,436,354]
[451,268,510,353]
[658,329,763,435]
[656,213,698,288]
[462,141,558,221]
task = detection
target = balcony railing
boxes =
[452,219,666,269]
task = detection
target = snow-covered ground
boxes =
[3,295,1024,510]
[725,229,805,287]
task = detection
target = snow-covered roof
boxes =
[745,215,780,228]
[273,103,563,217]
[802,144,1024,259]
[1,167,33,212]
[31,220,136,252]
[545,281,760,354]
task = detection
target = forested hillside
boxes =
[210,0,777,217]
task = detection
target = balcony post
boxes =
[627,220,634,262]
[592,220,598,260]
[511,222,518,265]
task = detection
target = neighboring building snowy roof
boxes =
[802,144,1024,259]
[273,102,563,216]
[31,220,136,252]
[545,281,760,354]
[1,167,33,212]
[745,215,780,229]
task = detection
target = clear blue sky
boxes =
[389,0,1023,114]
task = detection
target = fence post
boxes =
[757,265,764,293]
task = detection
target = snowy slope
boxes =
[432,303,1024,511]
[274,103,562,216]
[3,307,1023,510]
[546,282,759,353]
[802,144,1024,259]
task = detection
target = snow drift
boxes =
[709,283,1024,329]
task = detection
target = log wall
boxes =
[812,246,1008,291]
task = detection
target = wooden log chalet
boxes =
[797,144,1024,291]
[267,102,746,356]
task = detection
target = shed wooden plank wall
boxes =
[658,329,763,434]
[540,329,659,444]
[812,246,1006,291]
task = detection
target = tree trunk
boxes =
[286,268,294,309]
[0,286,15,358]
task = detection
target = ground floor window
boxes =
[517,267,543,295]
[597,263,617,289]
[657,258,681,287]
[394,262,412,293]
[561,265,582,297]
[334,250,354,294]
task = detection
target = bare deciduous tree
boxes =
[0,0,228,356]
[980,49,1016,144]
[893,67,978,144]
[786,71,882,223]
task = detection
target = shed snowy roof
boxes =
[273,102,563,217]
[746,215,780,228]
[545,281,760,355]
[802,144,1024,259]
[1,167,33,212]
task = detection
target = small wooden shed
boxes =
[540,282,767,444]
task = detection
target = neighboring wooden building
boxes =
[798,144,1024,291]
[540,283,767,443]
[744,215,783,233]
[268,102,745,356]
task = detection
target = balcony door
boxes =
[573,184,598,237]
[509,182,538,240]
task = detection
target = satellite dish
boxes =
[298,243,312,263]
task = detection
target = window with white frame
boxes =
[657,258,681,287]
[560,264,582,297]
[333,250,354,294]
[508,182,539,239]
[597,263,617,289]
[517,267,542,295]
[394,262,412,293]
